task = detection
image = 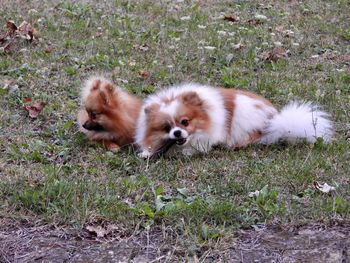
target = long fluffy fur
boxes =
[259,102,333,144]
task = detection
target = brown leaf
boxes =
[18,21,38,42]
[260,47,289,62]
[0,21,17,43]
[1,20,39,51]
[139,70,150,79]
[223,15,238,22]
[94,32,103,38]
[247,19,264,26]
[273,47,289,57]
[24,97,32,103]
[133,44,149,51]
[25,102,47,119]
[86,224,119,238]
[2,39,15,51]
[86,225,108,238]
[6,20,17,34]
[340,55,350,63]
[0,34,7,44]
[275,25,284,33]
[326,54,350,63]
[44,46,54,53]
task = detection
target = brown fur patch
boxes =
[219,88,236,135]
[180,91,203,106]
[176,93,210,135]
[159,95,175,105]
[219,88,275,147]
[143,104,174,151]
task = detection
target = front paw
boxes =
[138,150,151,158]
[106,143,120,152]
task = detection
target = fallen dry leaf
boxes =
[86,225,108,238]
[44,46,54,53]
[94,32,103,38]
[275,25,284,33]
[139,70,150,79]
[247,19,264,26]
[248,190,261,197]
[133,44,149,51]
[325,54,350,63]
[25,102,47,119]
[24,97,32,103]
[314,182,336,193]
[260,47,290,62]
[0,20,39,51]
[346,129,350,140]
[18,21,38,42]
[6,20,17,35]
[274,47,289,56]
[86,224,119,238]
[223,15,239,22]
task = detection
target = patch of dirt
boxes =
[231,223,350,263]
[0,219,162,263]
[1,219,349,262]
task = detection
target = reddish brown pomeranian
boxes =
[77,77,142,151]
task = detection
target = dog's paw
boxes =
[107,143,120,152]
[138,150,151,158]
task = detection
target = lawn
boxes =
[0,0,349,261]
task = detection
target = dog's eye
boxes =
[180,118,189,127]
[90,112,98,119]
[163,123,171,133]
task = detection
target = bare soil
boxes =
[1,219,349,262]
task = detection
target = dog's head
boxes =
[81,78,120,132]
[142,91,210,153]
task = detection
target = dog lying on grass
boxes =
[135,83,333,158]
[77,77,142,151]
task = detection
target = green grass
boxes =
[0,0,349,259]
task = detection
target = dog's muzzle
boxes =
[82,121,105,131]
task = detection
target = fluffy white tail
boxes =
[260,102,333,144]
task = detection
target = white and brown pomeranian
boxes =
[77,77,142,151]
[135,83,333,158]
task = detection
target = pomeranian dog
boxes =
[135,83,333,158]
[77,77,142,151]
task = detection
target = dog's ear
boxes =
[181,91,203,107]
[144,103,160,115]
[99,90,108,105]
[91,79,101,91]
[105,83,114,93]
[99,83,114,105]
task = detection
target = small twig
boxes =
[149,255,167,263]
[146,225,150,260]
[294,147,313,178]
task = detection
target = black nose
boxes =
[173,130,182,138]
[82,122,105,131]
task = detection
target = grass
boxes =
[0,0,349,260]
